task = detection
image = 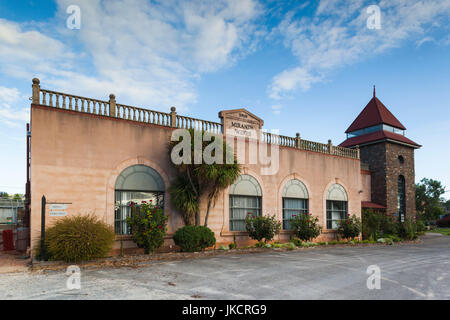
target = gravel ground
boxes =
[0,234,449,300]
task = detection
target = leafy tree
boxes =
[0,192,9,198]
[444,199,450,212]
[415,178,445,223]
[13,194,23,200]
[168,129,240,226]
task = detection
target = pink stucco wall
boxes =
[30,105,367,252]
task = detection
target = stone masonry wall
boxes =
[359,143,387,207]
[385,142,416,219]
[359,141,416,219]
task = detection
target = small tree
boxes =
[12,194,23,200]
[245,214,281,243]
[289,213,322,241]
[168,129,240,226]
[127,201,168,254]
[415,178,445,223]
[0,192,9,198]
[337,214,361,240]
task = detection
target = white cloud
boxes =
[269,0,450,99]
[0,0,263,111]
[416,36,435,47]
[0,87,29,127]
[271,104,282,115]
[270,67,322,100]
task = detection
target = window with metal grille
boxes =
[282,198,308,229]
[229,195,261,231]
[114,165,165,235]
[114,191,164,235]
[326,200,348,229]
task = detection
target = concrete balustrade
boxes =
[31,78,359,159]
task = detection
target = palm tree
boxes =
[168,129,240,226]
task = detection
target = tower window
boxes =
[398,155,405,164]
[397,175,406,222]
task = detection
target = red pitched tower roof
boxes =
[345,86,406,133]
[340,87,420,149]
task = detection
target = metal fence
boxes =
[0,199,24,225]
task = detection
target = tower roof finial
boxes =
[373,85,376,97]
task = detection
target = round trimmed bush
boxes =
[173,225,216,252]
[41,215,115,262]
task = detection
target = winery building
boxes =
[27,79,420,252]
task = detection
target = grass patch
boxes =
[429,228,450,236]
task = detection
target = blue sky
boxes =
[0,0,449,198]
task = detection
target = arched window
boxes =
[282,179,309,229]
[229,174,262,231]
[326,184,348,229]
[114,165,165,235]
[398,175,406,222]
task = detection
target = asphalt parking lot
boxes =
[1,234,449,300]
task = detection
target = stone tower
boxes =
[340,88,421,221]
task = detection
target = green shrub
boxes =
[231,234,237,249]
[384,234,402,242]
[272,243,283,248]
[362,209,397,240]
[218,245,229,251]
[127,201,168,254]
[301,241,318,247]
[39,214,115,262]
[397,218,418,240]
[377,238,393,245]
[362,240,370,244]
[290,214,322,241]
[283,242,296,250]
[291,238,302,247]
[245,214,281,243]
[173,225,216,252]
[337,214,361,240]
[415,219,427,233]
[329,240,338,245]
